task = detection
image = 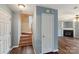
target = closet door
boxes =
[0,37,4,53]
[0,22,5,53]
[0,9,11,54]
[42,13,54,53]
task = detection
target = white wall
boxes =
[32,6,37,53]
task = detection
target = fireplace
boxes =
[63,30,73,37]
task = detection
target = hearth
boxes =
[63,30,73,37]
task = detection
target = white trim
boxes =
[0,8,11,19]
[32,36,36,54]
[62,21,75,37]
[73,21,76,37]
[40,49,59,54]
[63,28,74,30]
[11,45,19,49]
[6,45,19,54]
[32,5,37,54]
[52,49,59,52]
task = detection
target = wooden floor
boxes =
[10,37,79,54]
[59,37,79,54]
[10,45,34,54]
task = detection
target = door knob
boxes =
[43,35,45,38]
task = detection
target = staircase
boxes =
[19,33,32,47]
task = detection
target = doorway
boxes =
[20,14,33,47]
[10,14,35,54]
[10,13,34,54]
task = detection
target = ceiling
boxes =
[38,4,79,21]
[8,4,34,14]
[8,4,79,21]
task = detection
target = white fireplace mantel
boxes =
[61,21,75,37]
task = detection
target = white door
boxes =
[0,9,11,53]
[42,13,54,53]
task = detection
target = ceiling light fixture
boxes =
[74,6,78,9]
[74,15,79,22]
[75,15,79,20]
[18,4,25,9]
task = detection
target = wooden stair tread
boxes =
[21,33,32,35]
[21,34,32,36]
[20,39,32,42]
[19,42,32,46]
[20,40,32,43]
[21,35,31,37]
[20,32,32,46]
[20,37,32,39]
[19,42,32,44]
[20,36,32,38]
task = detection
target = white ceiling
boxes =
[38,4,79,21]
[8,4,34,14]
[8,4,79,21]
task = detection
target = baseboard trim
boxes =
[41,49,59,54]
[7,45,19,54]
[11,46,19,49]
[45,49,59,54]
[53,49,59,52]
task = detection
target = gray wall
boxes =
[75,22,79,38]
[54,9,58,50]
[11,12,21,47]
[63,21,73,28]
[58,21,62,36]
[33,6,58,54]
